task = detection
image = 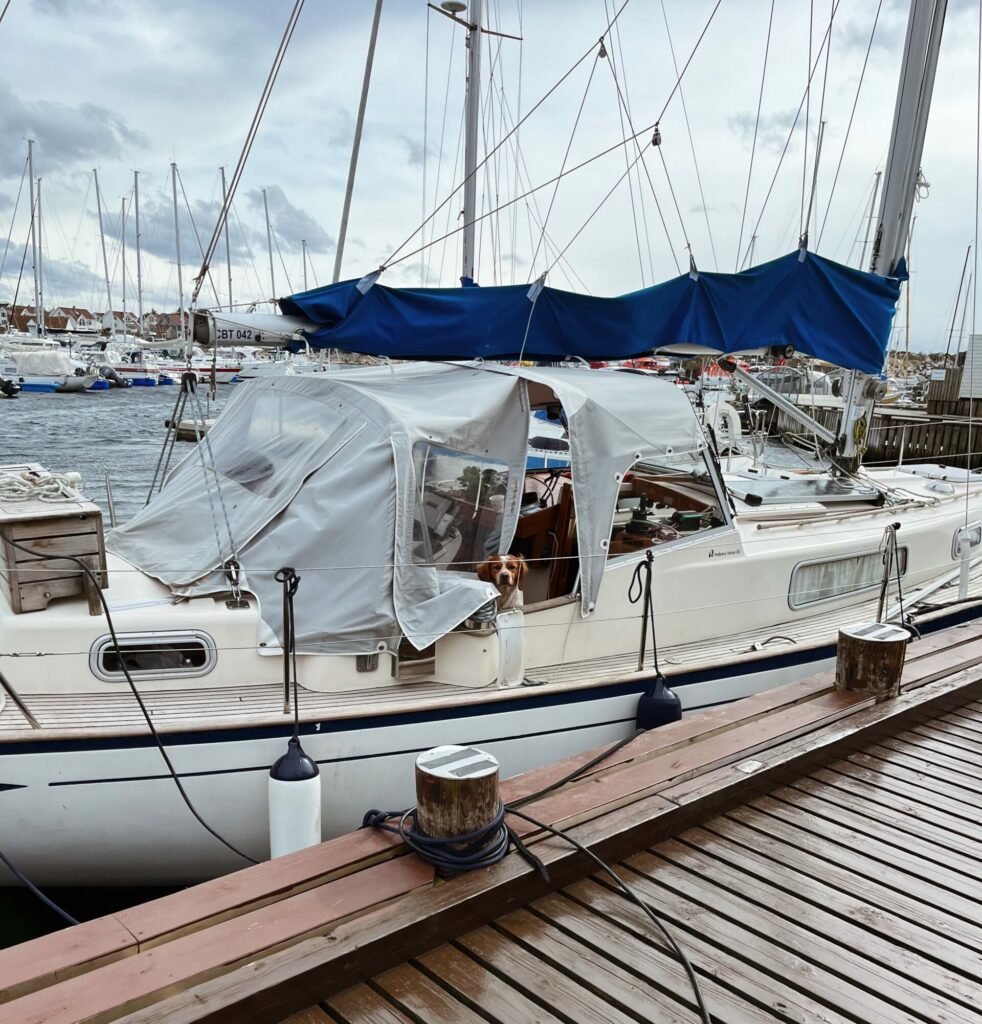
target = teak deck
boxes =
[3,618,982,1023]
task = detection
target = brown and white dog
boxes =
[476,553,528,610]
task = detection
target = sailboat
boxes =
[1,0,978,885]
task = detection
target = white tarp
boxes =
[9,350,75,376]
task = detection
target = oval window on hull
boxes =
[89,630,217,682]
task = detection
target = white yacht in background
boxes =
[0,346,100,393]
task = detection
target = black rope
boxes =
[275,567,301,734]
[363,724,710,1022]
[0,849,78,927]
[506,807,712,1024]
[4,536,259,866]
[628,549,662,677]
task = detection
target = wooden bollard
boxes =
[835,622,910,700]
[415,745,500,843]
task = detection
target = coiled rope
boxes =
[0,470,81,503]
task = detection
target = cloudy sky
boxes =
[0,0,977,352]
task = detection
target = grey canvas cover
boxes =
[485,365,707,615]
[109,362,705,652]
[110,364,528,653]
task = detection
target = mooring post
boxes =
[415,744,500,858]
[835,622,910,701]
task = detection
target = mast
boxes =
[27,140,40,334]
[461,0,483,284]
[36,177,45,336]
[171,162,186,345]
[839,0,946,465]
[302,238,308,291]
[220,166,233,310]
[870,0,946,277]
[134,171,144,336]
[333,0,384,283]
[262,187,276,302]
[93,168,115,340]
[121,196,127,342]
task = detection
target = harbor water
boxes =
[0,384,231,947]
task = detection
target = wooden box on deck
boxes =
[0,489,108,615]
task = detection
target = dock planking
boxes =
[2,620,982,1022]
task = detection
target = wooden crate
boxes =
[0,489,107,615]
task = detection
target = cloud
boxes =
[130,189,258,265]
[0,80,148,179]
[31,0,112,13]
[727,109,798,155]
[398,135,428,168]
[0,254,103,303]
[246,185,335,253]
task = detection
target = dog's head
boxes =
[477,553,528,591]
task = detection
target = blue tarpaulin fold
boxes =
[279,250,901,373]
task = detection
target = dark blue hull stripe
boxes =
[1,644,834,758]
[4,600,981,766]
[49,715,639,787]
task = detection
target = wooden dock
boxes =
[3,619,982,1023]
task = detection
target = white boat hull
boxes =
[0,649,823,885]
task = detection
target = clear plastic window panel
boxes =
[608,451,726,556]
[412,442,509,570]
[790,548,908,608]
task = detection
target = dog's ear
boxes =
[517,555,529,590]
[476,558,495,583]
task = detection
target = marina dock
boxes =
[2,617,981,1023]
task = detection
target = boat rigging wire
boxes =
[387,0,636,268]
[9,193,36,314]
[817,0,883,249]
[735,0,776,272]
[528,50,601,278]
[494,76,592,292]
[659,0,718,271]
[0,156,27,285]
[421,4,431,285]
[609,3,656,284]
[738,0,841,271]
[0,0,11,28]
[176,166,222,308]
[190,0,304,308]
[943,246,972,367]
[386,0,723,274]
[3,534,260,866]
[802,0,814,239]
[806,0,835,243]
[602,9,648,287]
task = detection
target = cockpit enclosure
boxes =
[108,363,712,659]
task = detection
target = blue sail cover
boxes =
[280,250,901,373]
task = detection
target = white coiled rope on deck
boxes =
[0,470,82,503]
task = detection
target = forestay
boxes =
[280,250,902,374]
